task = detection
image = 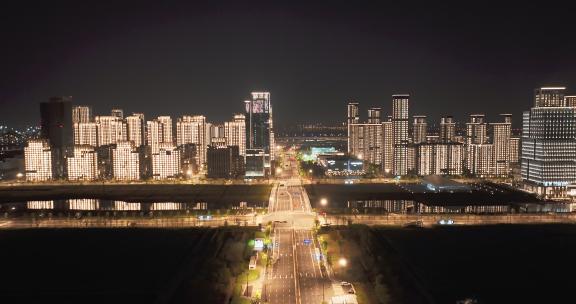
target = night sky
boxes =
[1,1,575,128]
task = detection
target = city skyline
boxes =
[2,2,576,128]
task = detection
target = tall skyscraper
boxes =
[509,137,520,164]
[382,117,393,174]
[72,106,92,123]
[522,86,576,198]
[207,145,243,178]
[245,92,274,177]
[40,96,73,177]
[412,115,427,144]
[147,116,172,154]
[392,94,409,175]
[440,115,455,142]
[176,115,208,168]
[466,114,487,145]
[157,116,173,143]
[465,114,490,175]
[126,113,145,147]
[225,114,246,156]
[467,144,493,177]
[152,143,181,179]
[112,141,140,180]
[95,116,126,146]
[24,139,53,181]
[347,105,383,165]
[492,114,512,177]
[347,102,360,154]
[67,145,98,180]
[73,122,98,147]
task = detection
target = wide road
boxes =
[265,147,332,304]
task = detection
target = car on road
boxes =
[437,219,455,225]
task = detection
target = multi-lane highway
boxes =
[264,148,332,304]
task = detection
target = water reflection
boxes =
[344,200,574,214]
[3,199,260,213]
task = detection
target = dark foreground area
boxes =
[0,184,272,205]
[0,227,256,304]
[327,224,576,304]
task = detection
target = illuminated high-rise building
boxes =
[95,116,126,146]
[412,115,427,144]
[24,139,53,181]
[509,137,520,164]
[534,87,566,107]
[440,115,455,142]
[126,113,145,147]
[466,114,487,145]
[347,106,383,165]
[73,122,98,146]
[147,116,172,154]
[224,114,246,156]
[112,141,140,180]
[152,143,181,179]
[347,102,360,154]
[382,117,393,174]
[72,106,92,123]
[176,115,208,168]
[416,143,464,176]
[522,86,576,198]
[492,114,512,177]
[465,114,488,174]
[245,92,274,177]
[367,107,381,124]
[392,94,409,175]
[157,116,173,143]
[67,145,98,180]
[466,144,493,177]
[566,95,576,107]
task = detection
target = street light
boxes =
[339,257,347,267]
[320,198,328,206]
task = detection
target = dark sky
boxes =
[1,1,575,128]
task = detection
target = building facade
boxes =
[95,116,126,146]
[176,115,207,169]
[152,143,181,179]
[521,87,576,198]
[412,115,427,144]
[112,141,140,180]
[40,96,73,178]
[392,95,409,175]
[492,114,512,177]
[245,92,274,177]
[73,122,98,147]
[224,114,246,156]
[67,145,98,180]
[24,139,53,181]
[207,145,242,178]
[126,113,145,147]
[72,106,92,124]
